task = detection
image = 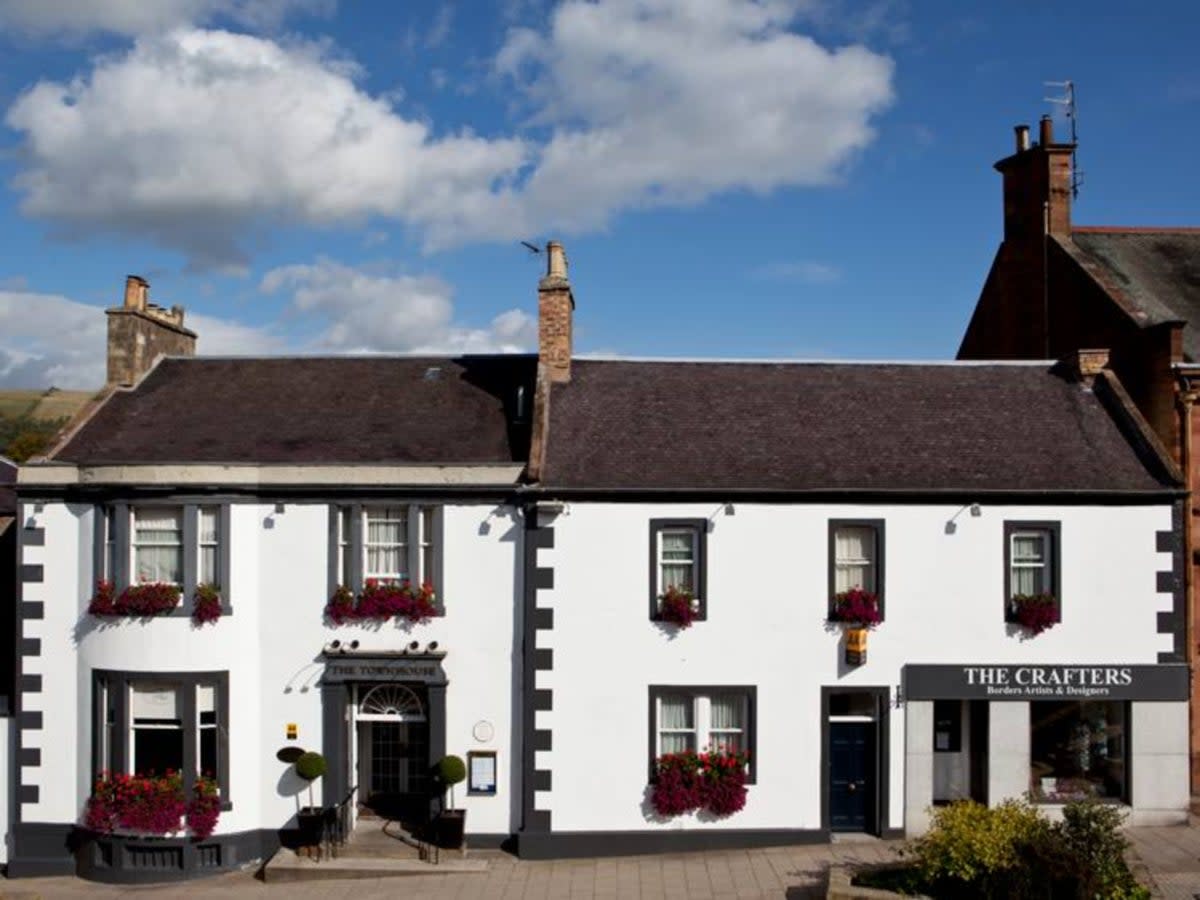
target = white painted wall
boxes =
[22,499,521,839]
[539,501,1180,834]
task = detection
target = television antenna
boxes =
[520,240,541,255]
[1044,80,1082,198]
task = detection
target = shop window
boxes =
[828,519,886,619]
[330,504,443,600]
[1030,700,1127,803]
[1004,521,1061,622]
[649,686,756,781]
[95,671,230,802]
[648,519,708,621]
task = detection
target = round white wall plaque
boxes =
[473,720,495,743]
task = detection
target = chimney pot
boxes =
[546,241,567,280]
[1038,115,1054,146]
[1014,124,1030,152]
[124,275,148,310]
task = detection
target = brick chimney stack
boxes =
[106,275,197,386]
[538,241,574,384]
[995,114,1074,241]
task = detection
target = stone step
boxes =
[262,849,488,883]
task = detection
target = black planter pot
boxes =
[296,808,325,846]
[435,809,466,850]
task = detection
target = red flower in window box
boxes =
[657,586,700,629]
[324,580,438,625]
[1010,593,1059,635]
[191,584,223,626]
[84,771,219,838]
[649,748,749,817]
[828,588,881,628]
[88,581,179,617]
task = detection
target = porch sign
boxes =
[904,664,1188,702]
[321,654,447,684]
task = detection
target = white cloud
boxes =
[0,290,284,388]
[3,2,893,266]
[5,28,530,269]
[752,260,842,283]
[260,258,536,353]
[496,0,894,234]
[0,0,332,38]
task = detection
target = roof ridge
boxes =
[1073,226,1200,235]
[573,356,1056,366]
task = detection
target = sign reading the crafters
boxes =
[904,664,1188,702]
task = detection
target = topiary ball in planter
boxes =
[295,751,327,782]
[437,755,467,786]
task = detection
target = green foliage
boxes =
[912,799,1048,888]
[0,416,65,462]
[294,751,327,782]
[904,798,1150,899]
[437,755,466,786]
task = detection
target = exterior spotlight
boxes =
[350,640,360,650]
[329,640,341,650]
[409,641,420,651]
[427,641,439,652]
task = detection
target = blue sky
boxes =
[0,0,1197,388]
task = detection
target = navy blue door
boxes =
[830,722,875,832]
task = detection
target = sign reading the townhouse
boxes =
[323,658,446,684]
[904,664,1188,702]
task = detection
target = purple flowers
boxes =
[828,587,882,628]
[88,581,179,617]
[325,580,438,625]
[657,586,700,628]
[1011,593,1060,635]
[650,749,749,818]
[191,584,223,625]
[84,772,220,840]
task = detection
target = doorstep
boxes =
[261,850,488,883]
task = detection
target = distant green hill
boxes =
[0,388,97,462]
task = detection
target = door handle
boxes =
[847,783,857,792]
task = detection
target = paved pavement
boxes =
[2,827,1198,899]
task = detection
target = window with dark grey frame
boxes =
[1003,521,1061,623]
[95,504,232,613]
[647,685,756,783]
[648,519,708,622]
[328,504,444,612]
[93,670,231,808]
[828,519,885,619]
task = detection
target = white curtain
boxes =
[1011,534,1046,594]
[366,507,407,577]
[134,508,183,583]
[420,507,435,584]
[199,506,219,584]
[659,695,695,753]
[709,695,743,752]
[660,531,694,592]
[131,684,179,722]
[834,526,874,593]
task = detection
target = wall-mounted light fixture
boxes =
[944,502,983,535]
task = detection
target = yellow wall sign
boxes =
[286,723,298,740]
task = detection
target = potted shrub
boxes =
[434,755,467,850]
[656,586,700,628]
[294,751,328,850]
[1010,593,1059,635]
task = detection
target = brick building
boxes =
[958,115,1200,786]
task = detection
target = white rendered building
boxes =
[6,249,1189,879]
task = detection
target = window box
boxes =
[829,520,885,621]
[324,579,438,625]
[649,519,708,624]
[1005,521,1061,634]
[84,772,220,840]
[89,581,180,617]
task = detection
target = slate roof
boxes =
[1071,229,1200,360]
[538,360,1174,493]
[54,356,536,465]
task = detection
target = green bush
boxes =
[905,798,1150,899]
[295,751,327,782]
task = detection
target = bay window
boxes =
[94,671,230,802]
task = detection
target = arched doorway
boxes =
[355,683,432,822]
